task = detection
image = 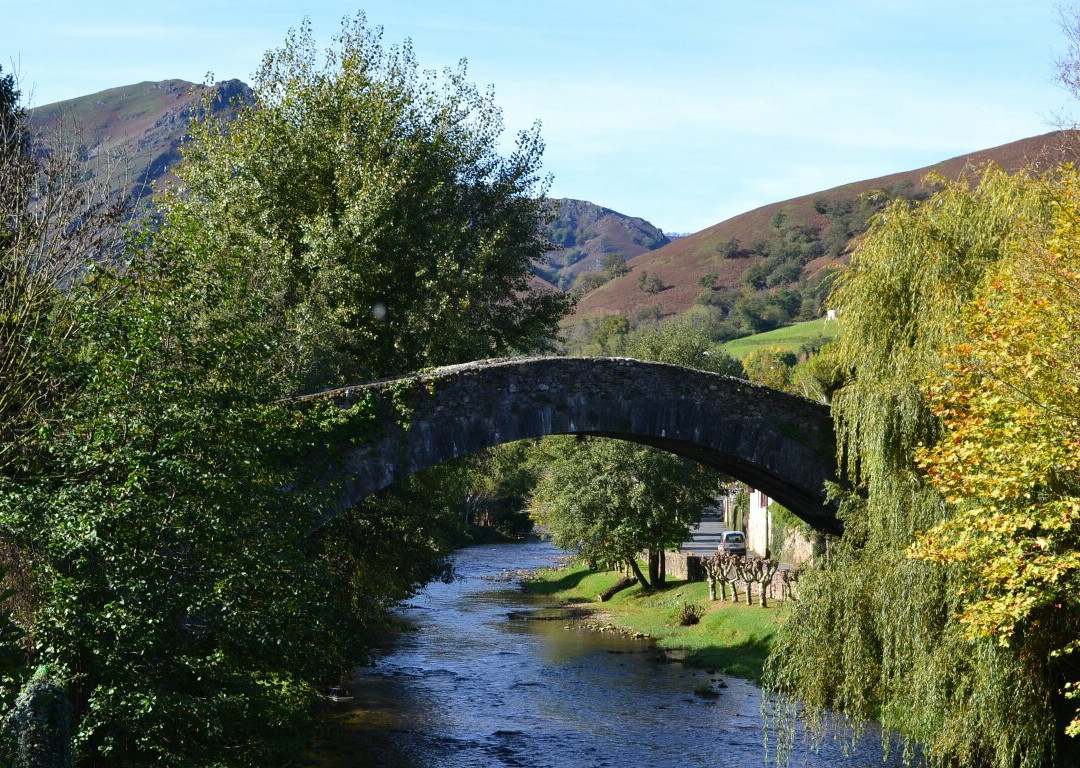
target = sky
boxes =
[1,1,1075,233]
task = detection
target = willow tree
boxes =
[764,167,1062,768]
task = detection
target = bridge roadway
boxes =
[294,357,841,534]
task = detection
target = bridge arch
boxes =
[299,357,840,534]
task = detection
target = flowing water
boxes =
[319,539,908,768]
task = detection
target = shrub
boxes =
[676,601,703,626]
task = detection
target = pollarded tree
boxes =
[160,13,570,394]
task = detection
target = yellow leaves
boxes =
[910,169,1080,744]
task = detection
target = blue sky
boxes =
[1,1,1073,232]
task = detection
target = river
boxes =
[318,539,908,767]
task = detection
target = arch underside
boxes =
[308,357,841,535]
[583,432,838,534]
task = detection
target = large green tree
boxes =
[163,14,569,394]
[529,436,711,586]
[0,15,570,766]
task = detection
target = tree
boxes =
[0,65,26,165]
[637,270,663,294]
[0,16,572,765]
[0,66,141,761]
[601,252,630,277]
[717,238,741,258]
[163,14,569,393]
[529,437,714,587]
[912,168,1080,745]
[0,68,130,472]
[741,347,797,391]
[590,314,630,355]
[764,166,1064,768]
[528,320,728,586]
[790,342,846,403]
[570,270,610,299]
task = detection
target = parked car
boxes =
[718,530,747,557]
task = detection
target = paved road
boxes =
[678,509,726,557]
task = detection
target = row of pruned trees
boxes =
[701,553,801,608]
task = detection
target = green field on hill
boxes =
[722,318,840,360]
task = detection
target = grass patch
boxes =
[523,566,627,601]
[723,318,839,360]
[524,565,785,682]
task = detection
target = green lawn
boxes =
[524,565,785,682]
[723,317,840,360]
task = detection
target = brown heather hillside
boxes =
[574,130,1080,319]
[29,79,252,200]
[537,198,669,289]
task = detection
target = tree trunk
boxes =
[599,576,636,602]
[744,579,753,605]
[628,558,651,590]
[648,549,660,586]
[658,548,666,586]
[707,574,717,601]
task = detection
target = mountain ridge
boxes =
[29,78,252,199]
[573,130,1080,320]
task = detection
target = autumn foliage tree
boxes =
[912,167,1080,743]
[764,166,1064,768]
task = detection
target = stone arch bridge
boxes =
[296,357,840,534]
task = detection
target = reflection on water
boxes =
[318,540,906,768]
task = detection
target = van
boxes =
[718,530,747,557]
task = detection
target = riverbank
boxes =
[522,564,785,682]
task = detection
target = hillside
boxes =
[537,198,669,289]
[29,79,252,199]
[574,130,1080,321]
[27,83,662,299]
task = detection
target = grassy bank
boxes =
[523,565,785,682]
